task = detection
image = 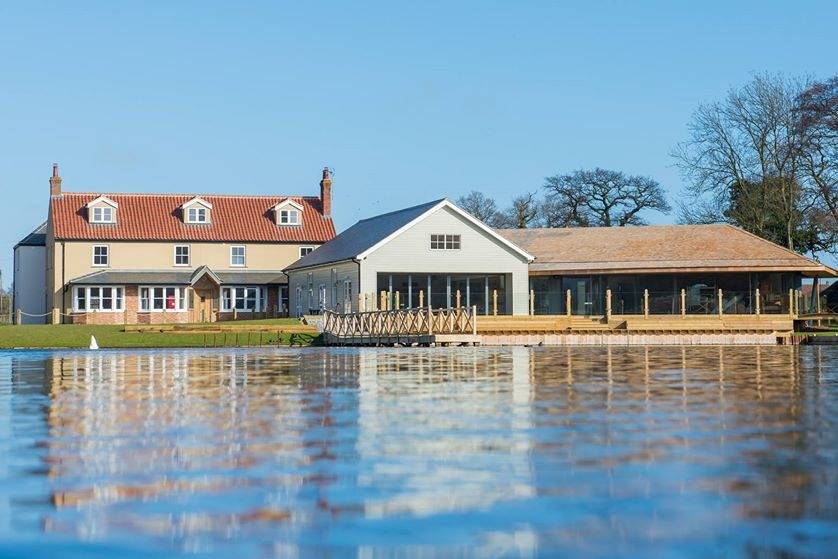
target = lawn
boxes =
[0,318,319,349]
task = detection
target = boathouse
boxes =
[284,199,534,316]
[499,225,836,317]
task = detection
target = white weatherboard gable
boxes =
[85,195,119,208]
[273,199,304,211]
[356,199,534,262]
[181,197,213,209]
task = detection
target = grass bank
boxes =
[0,319,319,349]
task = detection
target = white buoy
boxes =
[89,336,99,350]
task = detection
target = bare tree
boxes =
[455,191,501,226]
[497,192,540,228]
[672,73,828,252]
[542,168,670,227]
[798,76,838,247]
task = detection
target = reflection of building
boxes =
[5,346,830,556]
[14,165,336,324]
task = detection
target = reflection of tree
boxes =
[11,345,834,556]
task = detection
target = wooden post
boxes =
[419,290,425,308]
[680,289,686,318]
[529,289,535,316]
[815,279,822,314]
[789,288,794,318]
[15,309,22,325]
[643,289,649,318]
[52,308,60,324]
[233,308,239,321]
[455,289,461,308]
[718,289,723,316]
[427,306,433,336]
[755,288,760,316]
[605,289,612,320]
[566,289,571,317]
[492,290,498,316]
[395,291,400,310]
[472,305,477,336]
[380,291,386,312]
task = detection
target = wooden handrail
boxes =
[322,307,476,338]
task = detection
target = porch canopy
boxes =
[68,268,288,286]
[498,224,837,278]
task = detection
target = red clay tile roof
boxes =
[50,193,335,242]
[498,224,838,277]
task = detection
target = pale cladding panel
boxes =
[288,261,359,317]
[13,246,47,323]
[360,206,530,314]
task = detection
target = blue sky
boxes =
[2,1,837,285]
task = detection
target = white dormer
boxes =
[273,199,303,226]
[182,197,213,224]
[86,196,119,224]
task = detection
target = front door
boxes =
[195,288,216,322]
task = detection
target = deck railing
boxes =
[322,306,477,340]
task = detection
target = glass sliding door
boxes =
[563,277,594,315]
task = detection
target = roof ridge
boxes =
[59,191,321,199]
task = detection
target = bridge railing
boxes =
[322,306,477,339]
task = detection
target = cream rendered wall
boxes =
[48,240,319,315]
[287,261,359,316]
[358,205,530,314]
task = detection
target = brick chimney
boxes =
[319,167,332,217]
[49,163,62,196]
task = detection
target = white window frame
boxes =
[139,286,188,312]
[279,208,301,226]
[92,244,110,267]
[186,206,209,224]
[299,246,315,258]
[230,245,246,267]
[174,245,190,267]
[430,234,462,250]
[73,285,124,312]
[90,206,115,224]
[220,286,265,312]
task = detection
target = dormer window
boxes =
[86,196,118,224]
[280,208,300,225]
[181,197,213,224]
[273,199,303,226]
[187,207,208,223]
[92,206,115,223]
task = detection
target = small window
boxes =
[430,234,461,250]
[279,209,301,225]
[299,246,314,258]
[92,245,109,266]
[187,207,208,223]
[174,245,190,266]
[91,206,115,223]
[230,245,246,267]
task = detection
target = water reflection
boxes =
[0,346,836,558]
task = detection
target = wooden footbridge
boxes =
[321,307,480,346]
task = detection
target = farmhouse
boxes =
[13,165,336,324]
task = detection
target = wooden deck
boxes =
[319,309,797,346]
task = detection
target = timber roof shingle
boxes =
[498,224,838,277]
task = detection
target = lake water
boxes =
[0,346,836,558]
